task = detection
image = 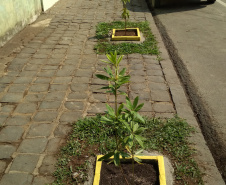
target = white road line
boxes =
[217,0,226,7]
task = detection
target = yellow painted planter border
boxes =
[93,155,166,185]
[111,28,141,41]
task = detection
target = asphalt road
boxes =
[152,0,226,180]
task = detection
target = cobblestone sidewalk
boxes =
[0,0,223,184]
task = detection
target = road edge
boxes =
[144,10,225,185]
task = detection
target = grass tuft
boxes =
[52,115,203,185]
[94,21,159,55]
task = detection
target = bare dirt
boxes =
[99,160,159,185]
[115,29,138,36]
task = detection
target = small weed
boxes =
[94,21,159,55]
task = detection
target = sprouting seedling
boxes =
[121,0,130,32]
[96,51,146,185]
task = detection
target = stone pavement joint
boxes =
[0,0,223,184]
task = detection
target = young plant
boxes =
[96,51,130,166]
[96,51,146,184]
[121,0,130,32]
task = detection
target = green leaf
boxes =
[133,123,139,132]
[114,151,120,166]
[119,68,126,76]
[95,74,109,81]
[119,91,128,96]
[135,149,144,155]
[120,151,130,158]
[116,55,123,67]
[125,97,133,110]
[106,104,115,117]
[135,135,146,148]
[135,103,144,112]
[117,104,124,115]
[135,112,145,123]
[134,157,142,164]
[98,152,114,161]
[101,60,111,65]
[124,122,132,132]
[133,96,139,109]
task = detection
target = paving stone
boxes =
[34,77,52,84]
[147,76,165,83]
[0,161,6,173]
[87,103,107,114]
[139,101,153,112]
[28,58,47,65]
[33,111,58,122]
[0,93,23,103]
[9,154,39,172]
[32,176,55,185]
[130,83,147,91]
[130,76,146,83]
[70,83,88,92]
[148,82,168,91]
[44,91,66,101]
[55,66,76,76]
[46,138,65,154]
[29,84,49,92]
[54,124,72,137]
[0,105,15,113]
[64,101,84,111]
[37,70,56,77]
[0,76,15,84]
[23,93,45,102]
[39,155,57,175]
[27,123,54,137]
[39,101,62,110]
[0,145,16,159]
[17,138,48,153]
[129,64,144,70]
[42,65,59,70]
[0,115,8,126]
[155,113,175,119]
[5,115,30,126]
[67,92,87,100]
[13,77,34,84]
[130,70,146,76]
[24,64,41,71]
[0,173,33,185]
[53,77,72,84]
[14,103,37,114]
[75,69,93,77]
[7,64,24,72]
[146,69,163,76]
[91,77,107,85]
[90,84,106,93]
[8,84,28,93]
[151,90,171,102]
[19,71,37,77]
[0,126,24,142]
[72,77,90,84]
[45,58,62,65]
[153,102,175,113]
[146,64,161,70]
[49,84,69,91]
[89,93,107,102]
[60,111,82,123]
[129,91,151,101]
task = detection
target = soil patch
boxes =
[100,160,159,185]
[115,29,138,36]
